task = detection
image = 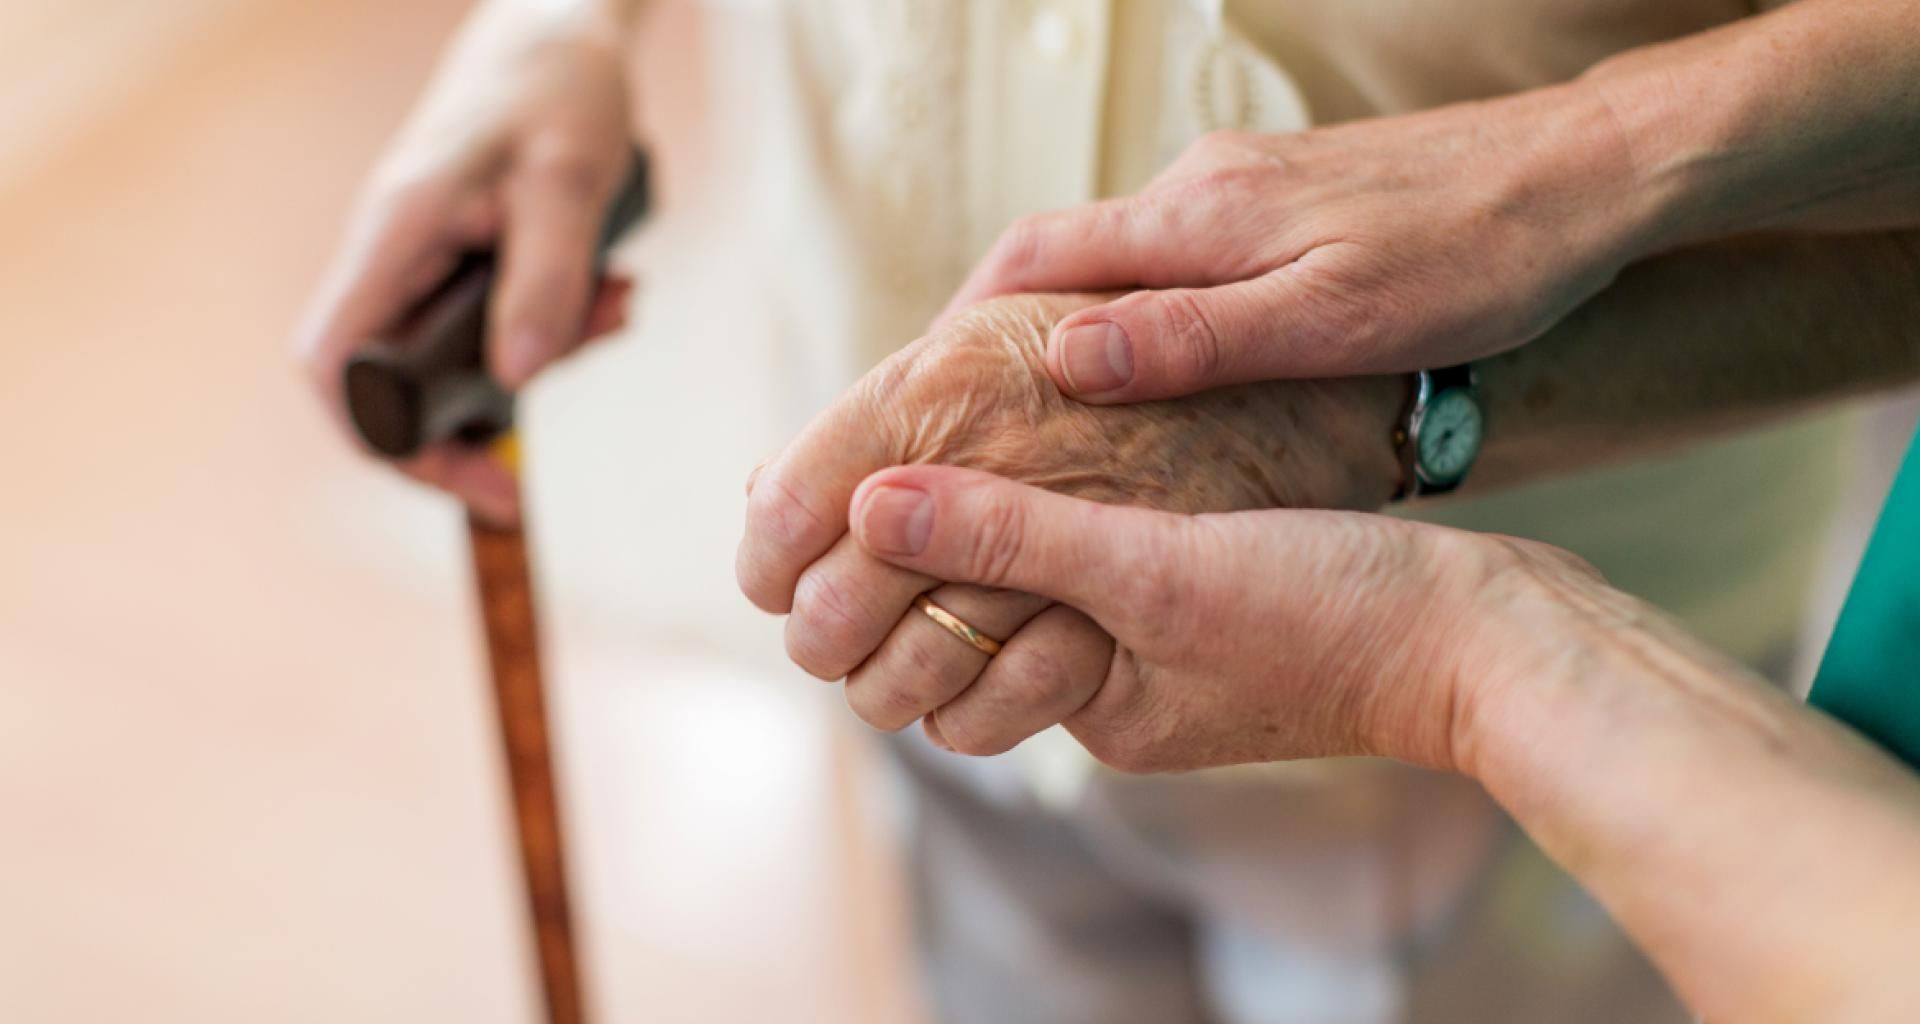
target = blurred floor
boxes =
[0,2,924,1022]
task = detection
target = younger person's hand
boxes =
[945,87,1658,404]
[844,464,1544,771]
[849,462,1920,1024]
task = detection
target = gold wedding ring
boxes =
[914,594,1005,657]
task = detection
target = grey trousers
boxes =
[891,734,1688,1024]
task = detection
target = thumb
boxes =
[849,465,1173,620]
[1045,267,1352,403]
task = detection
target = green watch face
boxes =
[1417,388,1484,485]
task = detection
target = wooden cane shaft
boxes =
[469,513,587,1024]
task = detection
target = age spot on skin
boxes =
[1233,456,1269,497]
[1523,375,1560,413]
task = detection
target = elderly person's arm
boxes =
[943,0,1920,401]
[295,0,649,521]
[843,464,1920,1024]
[1467,228,1920,489]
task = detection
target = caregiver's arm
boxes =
[948,0,1920,400]
[1467,552,1920,1024]
[1588,0,1920,245]
[1466,228,1920,491]
[848,466,1920,1024]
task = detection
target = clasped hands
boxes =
[735,83,1682,771]
[736,293,1565,773]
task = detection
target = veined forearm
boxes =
[1462,574,1920,1022]
[1469,230,1920,491]
[1585,0,1920,248]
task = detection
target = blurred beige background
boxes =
[0,1,925,1021]
[5,3,1917,1024]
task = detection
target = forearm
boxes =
[1584,0,1920,246]
[1461,568,1920,1022]
[1470,229,1920,491]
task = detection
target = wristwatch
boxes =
[1392,364,1484,500]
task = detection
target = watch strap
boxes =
[1392,364,1479,501]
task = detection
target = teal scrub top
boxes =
[1810,424,1920,771]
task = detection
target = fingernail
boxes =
[1056,322,1133,395]
[501,327,548,384]
[860,485,933,557]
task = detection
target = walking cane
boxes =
[339,153,651,1024]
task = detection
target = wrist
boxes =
[1440,539,1634,790]
[1445,535,1920,1022]
[1314,522,1571,773]
[1206,374,1407,513]
[1335,373,1417,510]
[1574,51,1747,255]
[1572,15,1879,250]
[1448,540,1792,824]
[1491,80,1683,278]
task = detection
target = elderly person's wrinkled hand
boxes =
[295,1,637,522]
[736,293,1404,753]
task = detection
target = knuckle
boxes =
[985,216,1051,287]
[843,679,917,733]
[964,498,1029,587]
[996,643,1076,712]
[785,571,870,679]
[1066,655,1177,774]
[1184,131,1254,171]
[1107,548,1188,648]
[847,635,962,731]
[851,349,918,412]
[734,544,791,614]
[747,472,828,553]
[516,137,614,199]
[781,622,838,681]
[938,638,1085,759]
[935,709,1012,758]
[1153,290,1226,391]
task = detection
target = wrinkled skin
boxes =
[738,293,1405,754]
[295,5,637,523]
[846,465,1547,773]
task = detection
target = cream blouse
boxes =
[686,0,1844,796]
